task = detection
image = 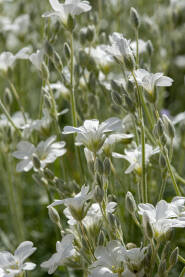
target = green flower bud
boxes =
[86,25,95,42]
[94,185,104,203]
[98,230,105,246]
[44,41,53,57]
[111,80,122,93]
[159,153,166,170]
[146,40,153,56]
[130,7,140,29]
[162,114,175,139]
[4,88,12,107]
[44,95,52,109]
[41,62,50,80]
[111,91,122,106]
[53,51,63,72]
[158,259,167,277]
[124,54,135,72]
[103,158,111,176]
[64,42,71,60]
[48,206,60,225]
[126,80,134,93]
[44,168,55,180]
[157,118,164,137]
[95,158,104,175]
[169,247,179,267]
[125,95,135,113]
[126,191,137,214]
[161,241,171,261]
[32,153,41,170]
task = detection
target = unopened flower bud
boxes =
[146,40,153,56]
[126,80,134,93]
[98,230,105,246]
[44,95,52,109]
[103,158,111,176]
[111,80,121,93]
[125,95,135,113]
[53,51,63,72]
[157,118,164,137]
[159,153,166,169]
[161,241,171,261]
[124,54,135,72]
[86,25,95,42]
[64,42,71,60]
[4,88,12,106]
[32,153,41,169]
[111,91,122,106]
[95,158,104,175]
[130,7,140,29]
[108,213,116,228]
[169,247,179,267]
[126,191,137,214]
[94,185,104,203]
[44,41,53,57]
[67,14,75,32]
[48,206,60,225]
[41,62,49,80]
[162,114,175,139]
[143,212,154,240]
[158,259,167,277]
[44,168,55,180]
[165,227,174,241]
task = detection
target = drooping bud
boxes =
[130,7,140,29]
[125,191,137,214]
[94,185,104,203]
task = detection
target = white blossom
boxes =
[12,136,66,172]
[29,49,44,71]
[63,118,122,152]
[129,69,173,95]
[41,234,75,274]
[43,0,91,26]
[0,241,36,277]
[112,144,159,175]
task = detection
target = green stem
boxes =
[158,173,167,201]
[179,267,185,277]
[179,255,185,264]
[136,29,139,68]
[0,99,22,136]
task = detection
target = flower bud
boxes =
[48,206,60,225]
[95,158,104,175]
[103,158,111,176]
[158,259,167,277]
[130,7,140,29]
[64,42,71,60]
[44,95,52,109]
[143,212,154,240]
[159,153,166,170]
[156,118,164,137]
[111,91,122,106]
[126,242,137,250]
[126,191,137,214]
[98,230,105,246]
[32,153,41,170]
[94,185,104,203]
[41,62,49,80]
[169,247,179,267]
[111,80,122,93]
[162,114,175,139]
[124,54,135,72]
[86,25,95,42]
[44,41,53,57]
[53,51,63,72]
[4,88,12,107]
[161,241,171,261]
[44,168,55,180]
[146,40,153,56]
[125,95,135,113]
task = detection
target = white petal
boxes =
[14,241,36,263]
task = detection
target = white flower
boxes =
[103,32,134,64]
[43,0,91,26]
[138,200,185,238]
[0,47,32,72]
[63,117,122,152]
[89,240,126,277]
[0,112,30,132]
[130,40,148,55]
[41,234,75,274]
[64,202,117,227]
[124,247,147,276]
[29,49,44,71]
[112,144,159,175]
[49,185,93,221]
[44,81,70,99]
[129,69,173,95]
[3,14,30,36]
[0,241,36,277]
[12,136,66,172]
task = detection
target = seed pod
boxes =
[125,191,137,214]
[64,42,71,60]
[111,91,122,106]
[103,158,111,176]
[169,247,179,267]
[32,153,41,170]
[94,185,104,203]
[48,206,60,225]
[130,7,140,29]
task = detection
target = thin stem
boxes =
[158,173,167,201]
[179,255,185,264]
[79,221,95,261]
[0,99,22,136]
[136,29,139,67]
[179,266,185,277]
